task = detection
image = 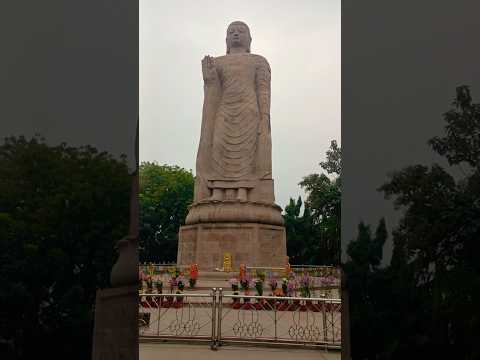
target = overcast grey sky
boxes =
[139,0,340,210]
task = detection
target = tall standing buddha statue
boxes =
[177,21,287,270]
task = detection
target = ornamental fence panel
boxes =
[139,288,341,350]
[139,290,217,348]
[216,289,341,350]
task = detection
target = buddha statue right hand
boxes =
[202,55,217,84]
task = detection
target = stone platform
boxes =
[177,222,287,271]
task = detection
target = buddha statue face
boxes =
[226,21,251,54]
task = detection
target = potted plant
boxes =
[164,276,177,308]
[240,277,253,309]
[146,277,153,292]
[178,277,185,292]
[239,263,247,281]
[169,275,178,293]
[257,270,266,282]
[153,280,163,307]
[175,276,185,308]
[189,263,199,289]
[277,278,289,311]
[254,278,264,296]
[266,278,278,307]
[145,276,154,307]
[287,278,299,311]
[170,267,181,278]
[155,279,163,292]
[299,273,312,297]
[229,277,240,293]
[254,278,264,310]
[229,278,241,309]
[272,286,283,309]
[268,278,278,295]
[299,273,313,311]
[281,278,288,296]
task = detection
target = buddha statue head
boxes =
[226,21,251,54]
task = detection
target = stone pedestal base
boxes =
[185,200,284,226]
[177,222,287,271]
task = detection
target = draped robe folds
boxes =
[194,53,272,202]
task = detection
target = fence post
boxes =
[216,288,223,347]
[211,288,217,350]
[156,294,161,336]
[323,299,328,351]
[331,302,336,346]
[274,296,278,341]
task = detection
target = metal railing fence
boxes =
[139,288,341,351]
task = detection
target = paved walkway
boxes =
[140,342,340,360]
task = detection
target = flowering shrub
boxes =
[239,264,247,281]
[168,277,178,290]
[253,278,264,296]
[168,267,181,279]
[177,275,186,293]
[188,263,199,288]
[287,279,296,296]
[189,264,199,278]
[319,275,338,287]
[145,276,153,291]
[155,280,163,292]
[268,278,278,292]
[281,278,288,296]
[240,276,252,291]
[229,278,239,292]
[147,263,155,277]
[257,270,266,282]
[299,273,313,298]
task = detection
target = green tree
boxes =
[429,85,480,169]
[377,85,480,358]
[345,86,480,359]
[284,196,315,264]
[299,140,341,265]
[343,219,392,359]
[139,162,194,263]
[346,218,387,272]
[320,139,342,175]
[0,135,130,359]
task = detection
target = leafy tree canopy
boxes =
[0,135,130,359]
[139,162,194,263]
[345,86,480,359]
[284,140,341,265]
